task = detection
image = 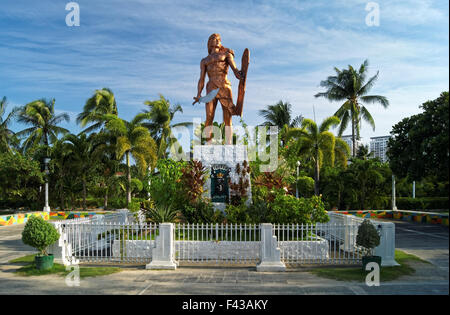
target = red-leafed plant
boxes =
[229,160,250,206]
[179,160,207,203]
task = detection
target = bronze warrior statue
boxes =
[193,33,249,145]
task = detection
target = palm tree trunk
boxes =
[82,175,87,210]
[104,187,108,209]
[314,157,320,196]
[126,151,131,206]
[338,191,341,209]
[351,116,356,157]
[59,181,65,211]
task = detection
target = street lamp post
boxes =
[296,161,300,198]
[392,174,397,211]
[43,157,51,212]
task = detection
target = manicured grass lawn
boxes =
[9,254,121,278]
[310,250,430,282]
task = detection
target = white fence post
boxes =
[374,222,399,266]
[256,223,286,272]
[49,222,78,266]
[146,223,177,270]
[342,215,356,252]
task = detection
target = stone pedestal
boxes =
[193,145,252,210]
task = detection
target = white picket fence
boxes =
[273,223,361,265]
[50,210,398,269]
[174,223,261,264]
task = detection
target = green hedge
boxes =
[396,197,449,210]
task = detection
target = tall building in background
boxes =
[340,135,362,153]
[370,136,390,162]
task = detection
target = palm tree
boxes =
[50,139,72,210]
[105,113,158,205]
[287,116,349,195]
[16,98,70,155]
[356,144,374,160]
[315,60,389,157]
[259,100,303,146]
[142,94,191,159]
[0,97,19,153]
[77,88,118,134]
[63,133,106,210]
[95,131,120,209]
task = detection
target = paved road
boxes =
[0,220,448,295]
[392,219,449,270]
[0,224,35,264]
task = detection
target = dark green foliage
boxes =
[356,219,381,256]
[182,199,225,224]
[396,197,449,211]
[0,152,44,208]
[141,202,181,223]
[388,92,449,181]
[320,159,392,210]
[149,159,186,210]
[21,216,60,256]
[226,187,328,224]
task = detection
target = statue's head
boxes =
[208,33,222,54]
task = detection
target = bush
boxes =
[269,193,329,224]
[225,188,329,224]
[127,200,141,212]
[22,216,60,256]
[225,203,252,223]
[396,197,449,210]
[181,199,224,224]
[141,202,181,223]
[0,152,44,209]
[356,219,380,256]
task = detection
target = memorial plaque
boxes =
[210,165,230,203]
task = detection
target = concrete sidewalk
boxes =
[0,263,448,295]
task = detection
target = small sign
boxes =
[210,165,230,203]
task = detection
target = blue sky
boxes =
[1,0,448,149]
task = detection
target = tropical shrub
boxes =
[396,197,449,211]
[181,199,224,224]
[225,203,252,223]
[22,216,60,256]
[356,219,380,256]
[0,152,44,208]
[269,193,329,224]
[149,159,186,210]
[141,202,182,223]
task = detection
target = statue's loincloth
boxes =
[206,79,235,115]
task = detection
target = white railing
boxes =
[327,212,399,266]
[51,216,398,268]
[63,222,158,264]
[273,223,361,265]
[174,223,261,264]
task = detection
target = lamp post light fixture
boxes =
[296,161,301,198]
[43,157,51,212]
